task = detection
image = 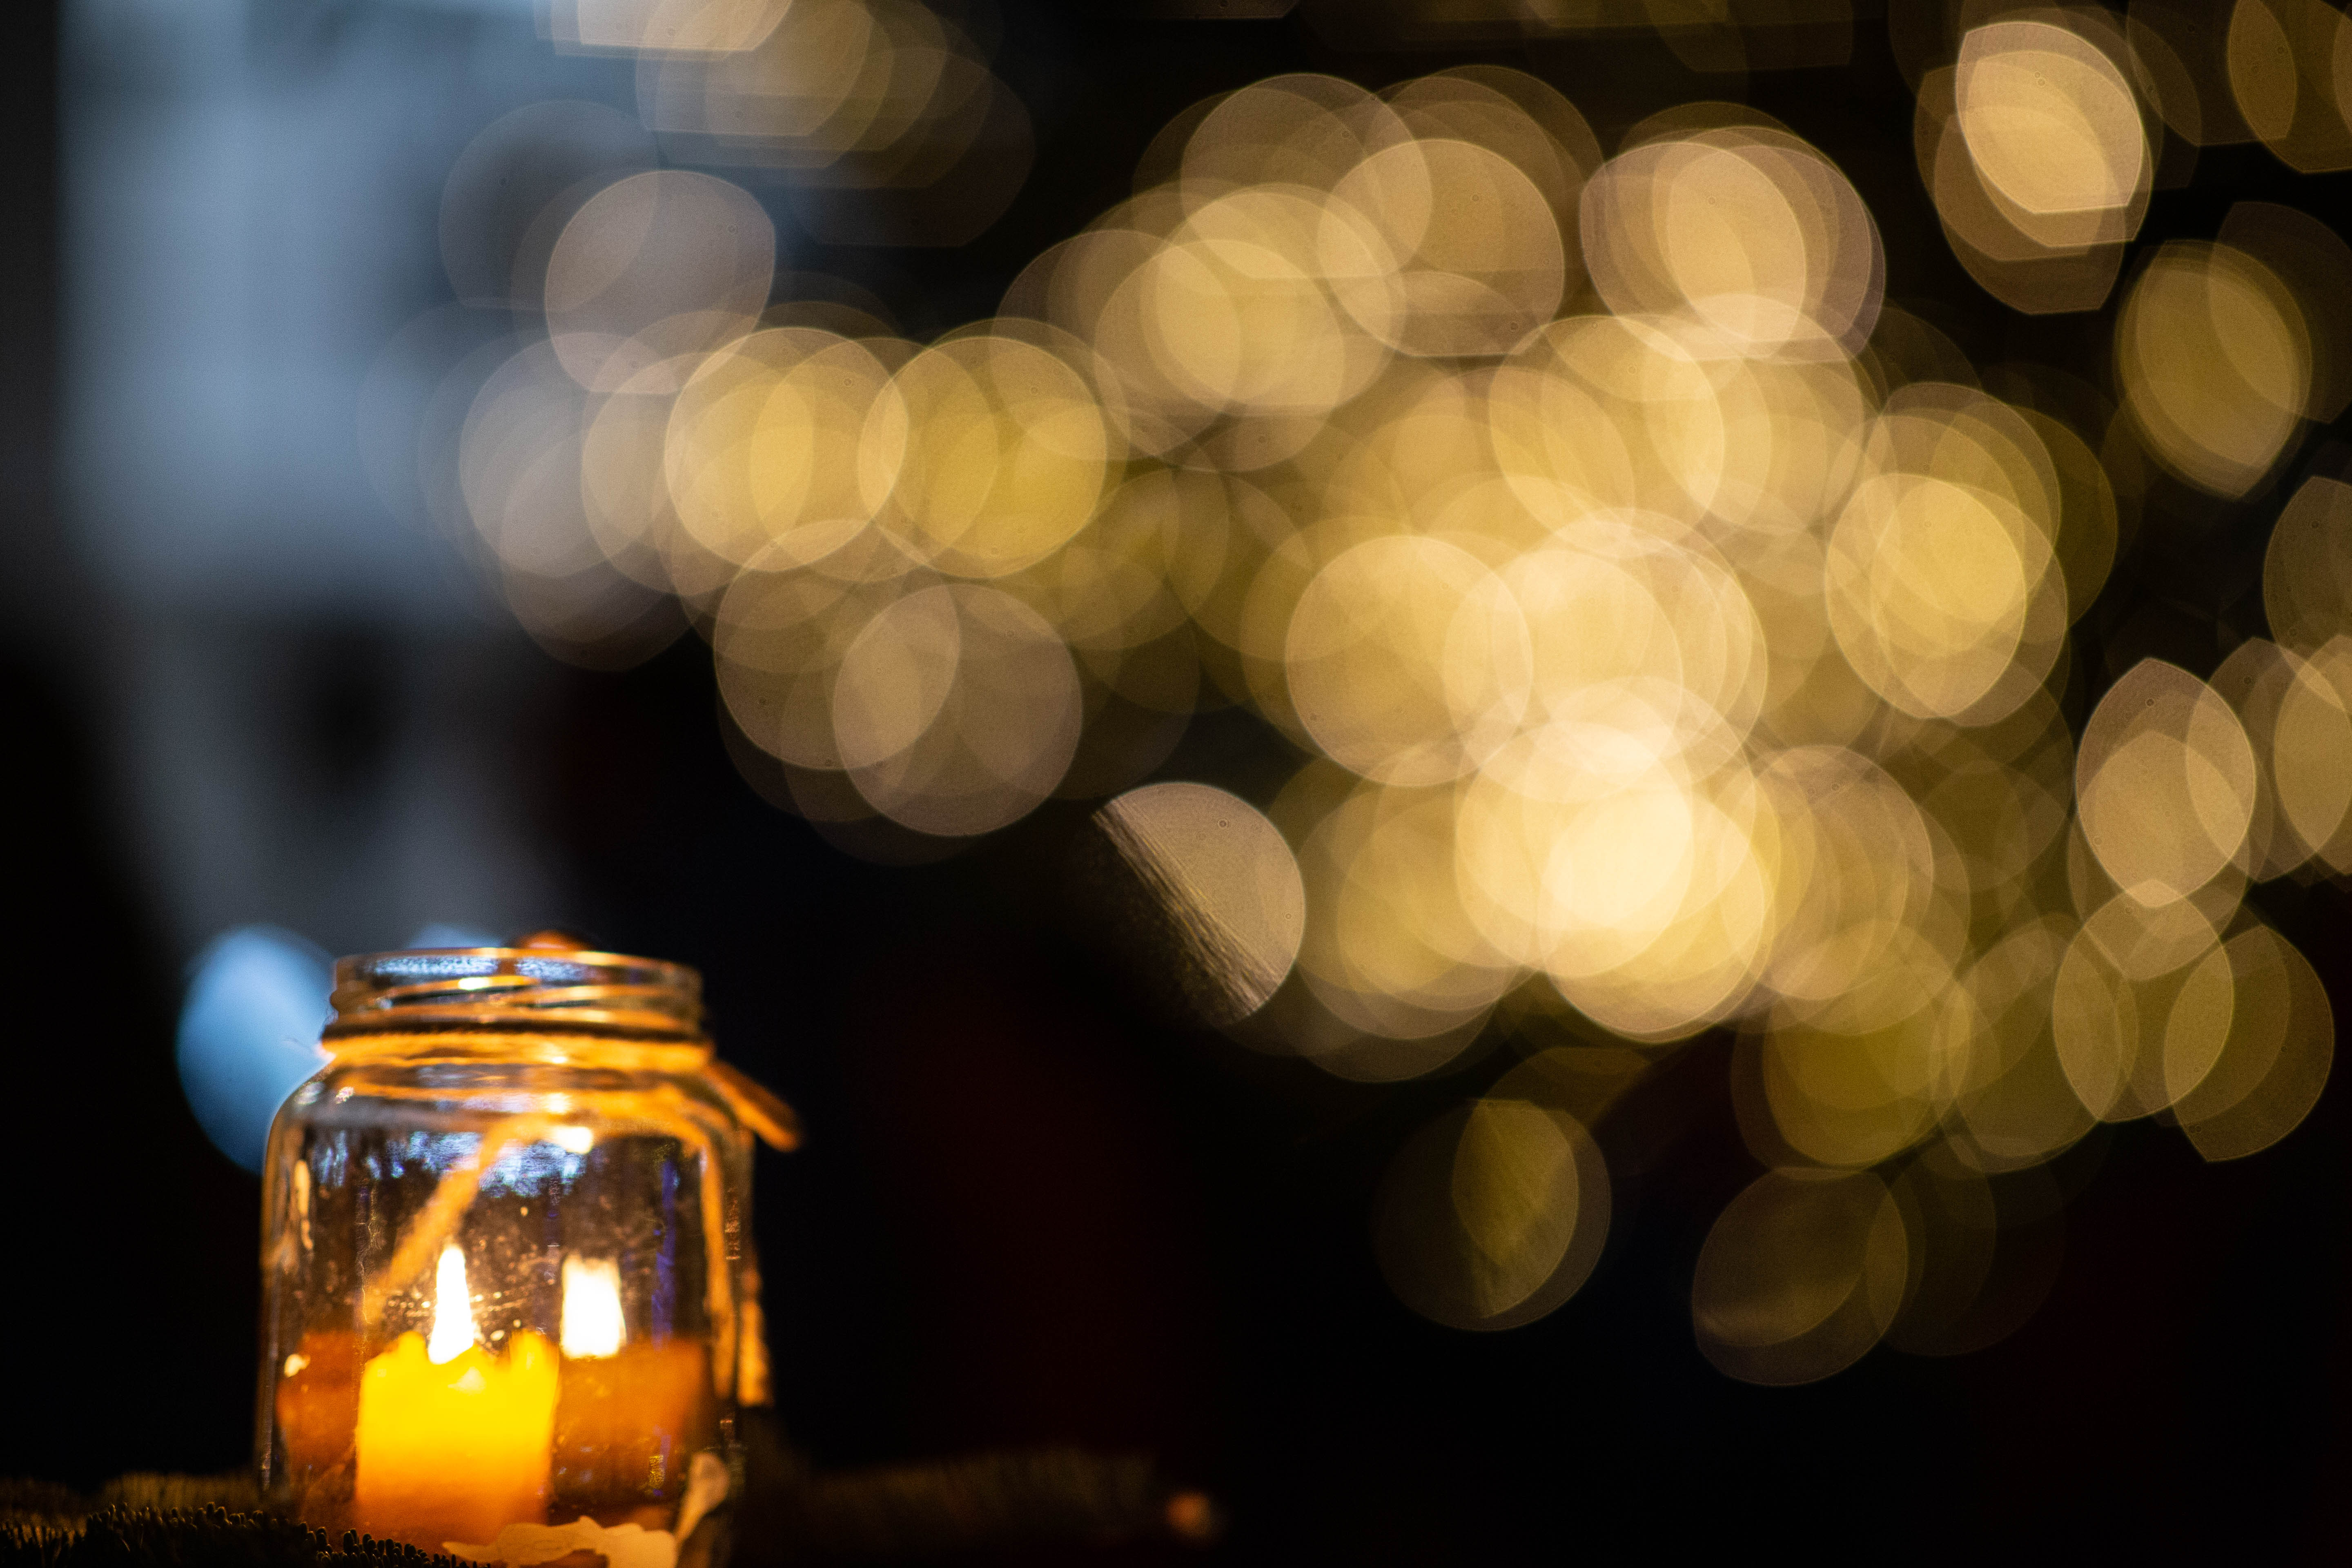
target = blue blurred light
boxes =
[403,923,500,949]
[176,927,334,1173]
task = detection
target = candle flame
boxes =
[428,1244,477,1365]
[560,1256,624,1359]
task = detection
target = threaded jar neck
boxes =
[323,940,706,1051]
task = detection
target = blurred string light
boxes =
[386,0,2352,1382]
[1913,2,2352,319]
[546,0,1032,246]
[1916,13,2154,313]
[177,925,497,1171]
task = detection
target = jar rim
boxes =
[324,940,705,1047]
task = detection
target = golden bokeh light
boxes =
[1956,22,2148,245]
[1692,1167,1907,1385]
[1294,779,1519,1043]
[1375,1083,1611,1332]
[1285,536,1529,787]
[2075,659,2256,906]
[1915,11,2154,316]
[1583,121,1883,358]
[1882,1146,2062,1358]
[548,0,789,54]
[1824,466,2053,721]
[414,43,2352,1381]
[2116,241,2311,495]
[590,0,1032,244]
[2221,203,2352,423]
[543,170,776,393]
[2226,0,2352,173]
[2125,0,2251,147]
[863,331,1113,578]
[667,327,899,569]
[831,583,1082,836]
[2261,476,2352,654]
[2053,892,2231,1123]
[1095,782,1307,1025]
[1943,917,2095,1174]
[2172,924,2336,1161]
[2259,640,2352,875]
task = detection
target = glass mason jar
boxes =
[258,936,795,1563]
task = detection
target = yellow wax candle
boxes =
[554,1342,713,1511]
[354,1246,559,1550]
[355,1331,559,1548]
[552,1256,715,1516]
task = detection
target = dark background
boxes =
[10,0,2352,1559]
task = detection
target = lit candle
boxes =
[553,1256,714,1520]
[354,1245,560,1550]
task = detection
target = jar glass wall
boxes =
[258,941,777,1561]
